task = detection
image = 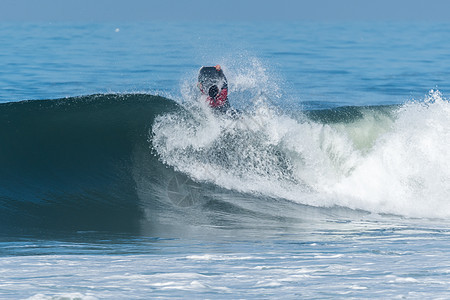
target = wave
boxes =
[1,91,449,234]
[0,94,180,233]
[153,90,450,219]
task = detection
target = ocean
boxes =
[0,22,449,299]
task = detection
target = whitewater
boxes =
[1,22,450,299]
[153,64,450,218]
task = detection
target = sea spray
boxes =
[153,66,450,218]
[333,90,450,217]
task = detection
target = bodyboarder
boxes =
[197,65,230,113]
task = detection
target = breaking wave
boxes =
[1,89,448,234]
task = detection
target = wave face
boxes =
[1,91,449,234]
[0,94,180,232]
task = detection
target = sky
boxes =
[1,0,450,22]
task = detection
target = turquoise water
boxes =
[0,22,450,299]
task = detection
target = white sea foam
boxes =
[152,59,450,218]
[25,293,98,300]
[334,90,450,217]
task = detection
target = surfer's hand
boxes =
[215,65,221,71]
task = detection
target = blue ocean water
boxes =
[0,22,450,299]
[3,22,450,105]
